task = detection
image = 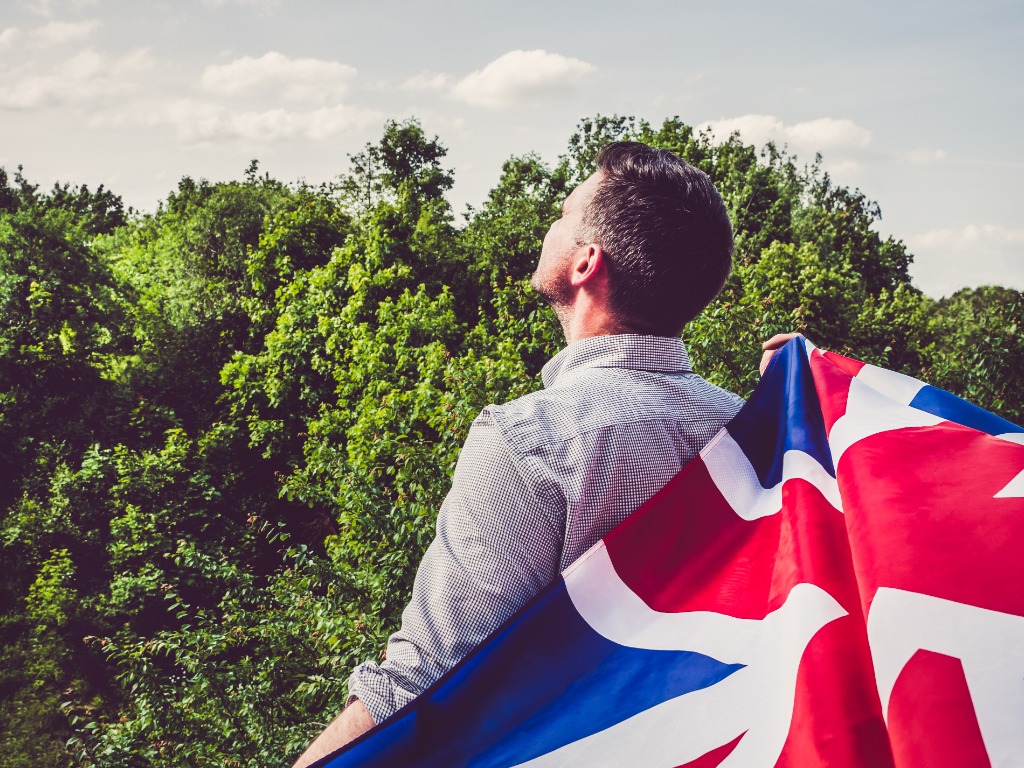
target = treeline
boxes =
[1,117,1020,767]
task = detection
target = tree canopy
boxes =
[0,116,1019,767]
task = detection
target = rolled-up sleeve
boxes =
[347,410,563,724]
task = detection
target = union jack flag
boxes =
[316,337,1024,767]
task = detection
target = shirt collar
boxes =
[541,334,693,388]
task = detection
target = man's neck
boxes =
[562,324,627,346]
[558,296,631,345]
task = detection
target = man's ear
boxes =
[569,244,606,288]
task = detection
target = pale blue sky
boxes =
[1,0,1021,297]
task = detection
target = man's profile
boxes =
[294,141,748,766]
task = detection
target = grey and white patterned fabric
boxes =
[347,334,745,724]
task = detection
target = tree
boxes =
[0,176,130,504]
[924,286,1024,424]
[0,170,133,768]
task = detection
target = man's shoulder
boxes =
[478,367,744,457]
[474,385,578,456]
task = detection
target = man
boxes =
[294,142,754,766]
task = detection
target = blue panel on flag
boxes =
[321,581,741,768]
[910,385,1023,435]
[727,339,834,489]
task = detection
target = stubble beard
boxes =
[531,264,574,327]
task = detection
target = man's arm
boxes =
[292,698,375,768]
[295,413,562,763]
[347,413,562,709]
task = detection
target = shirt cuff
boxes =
[347,660,418,726]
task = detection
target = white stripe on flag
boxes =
[702,433,842,520]
[519,546,846,767]
[829,377,944,466]
[855,364,928,406]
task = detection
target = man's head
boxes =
[533,141,734,337]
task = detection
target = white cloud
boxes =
[19,0,97,14]
[0,20,99,47]
[699,114,873,155]
[402,71,451,92]
[907,224,1024,297]
[0,28,22,46]
[697,114,874,175]
[20,0,55,17]
[784,118,872,151]
[31,19,100,45]
[449,49,596,109]
[201,51,356,104]
[698,114,788,150]
[154,99,382,144]
[0,48,153,109]
[904,148,947,165]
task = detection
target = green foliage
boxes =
[0,181,129,507]
[27,548,77,627]
[461,154,566,293]
[0,617,80,768]
[923,286,1024,424]
[0,116,1019,767]
[91,173,297,431]
[65,532,361,768]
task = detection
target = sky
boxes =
[1,0,1022,298]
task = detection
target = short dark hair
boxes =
[584,141,734,336]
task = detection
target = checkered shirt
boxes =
[347,334,745,724]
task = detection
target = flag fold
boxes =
[317,338,1024,768]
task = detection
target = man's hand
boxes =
[292,698,376,768]
[759,333,802,375]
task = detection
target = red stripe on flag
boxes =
[603,457,780,618]
[887,651,991,768]
[809,349,857,434]
[780,602,894,767]
[821,350,867,376]
[674,733,744,768]
[840,424,1024,618]
[604,462,860,618]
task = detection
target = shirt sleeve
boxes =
[346,410,564,724]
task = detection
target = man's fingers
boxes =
[758,332,802,375]
[761,332,802,351]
